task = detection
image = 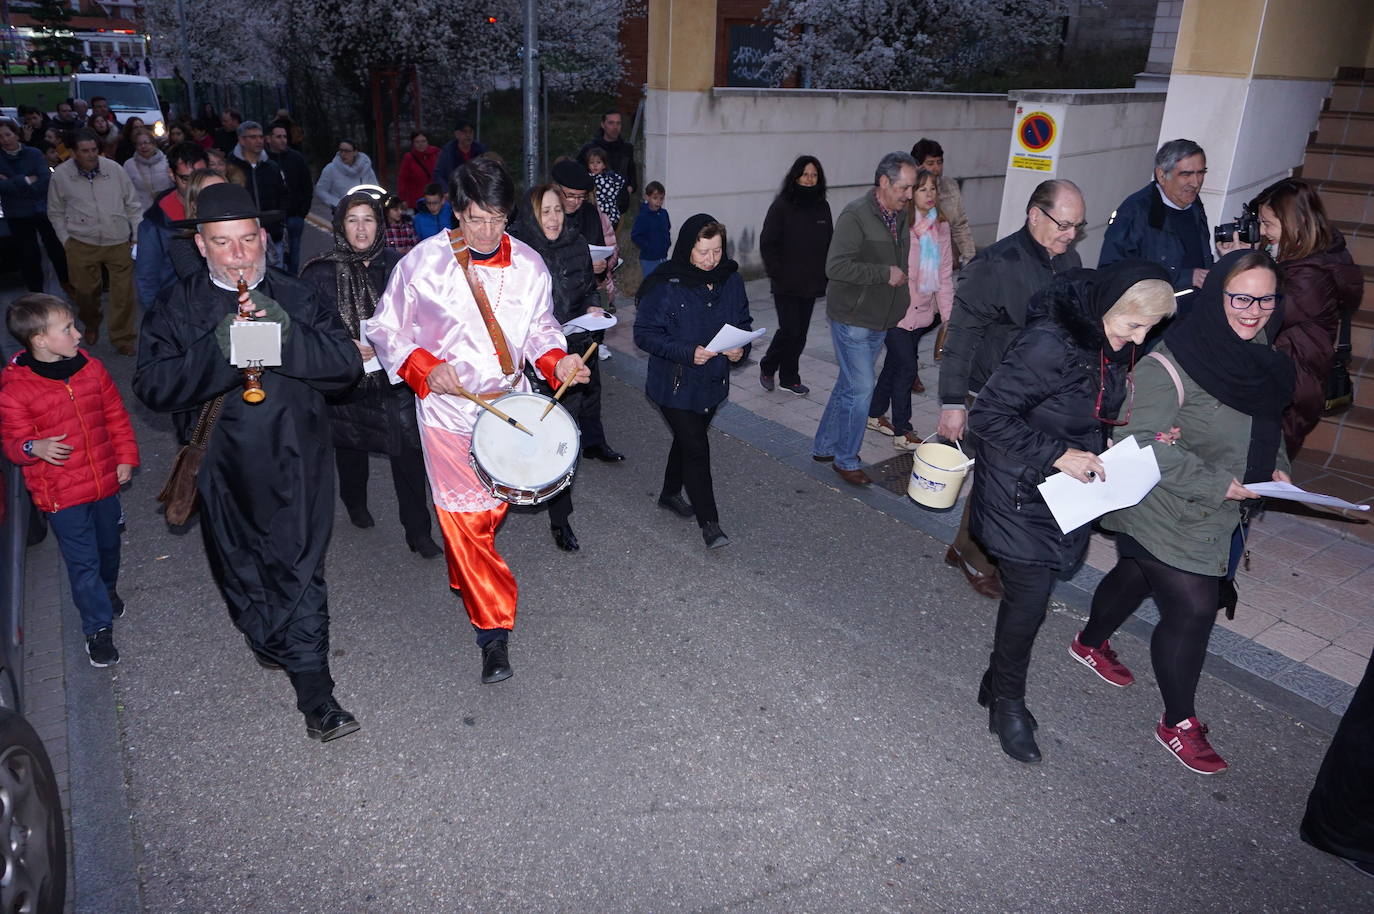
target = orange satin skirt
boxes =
[434,504,517,630]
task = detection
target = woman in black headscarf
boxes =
[968,259,1175,765]
[301,191,439,557]
[1079,250,1295,775]
[633,214,753,549]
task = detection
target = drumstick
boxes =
[541,342,598,420]
[455,386,534,436]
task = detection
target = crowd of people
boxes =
[2,102,1370,880]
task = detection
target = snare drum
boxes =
[470,391,580,505]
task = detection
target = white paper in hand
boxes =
[705,324,766,353]
[1247,481,1371,512]
[1037,436,1162,534]
[229,321,282,368]
[562,312,618,334]
[358,318,382,373]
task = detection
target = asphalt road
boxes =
[72,223,1371,911]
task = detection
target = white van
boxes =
[69,73,165,138]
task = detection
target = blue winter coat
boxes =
[634,272,751,412]
[0,144,50,219]
[1099,182,1211,293]
[413,199,453,241]
[629,201,671,260]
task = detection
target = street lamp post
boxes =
[522,0,538,188]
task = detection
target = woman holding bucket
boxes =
[967,260,1174,764]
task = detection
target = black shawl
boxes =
[302,191,387,339]
[636,213,739,305]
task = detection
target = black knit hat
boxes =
[551,159,593,191]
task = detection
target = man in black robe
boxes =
[133,183,365,742]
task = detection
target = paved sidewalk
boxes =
[600,277,1374,716]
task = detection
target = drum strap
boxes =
[448,228,516,376]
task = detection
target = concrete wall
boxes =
[996,90,1168,268]
[643,88,1014,273]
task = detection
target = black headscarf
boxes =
[635,213,739,304]
[303,190,387,338]
[1165,249,1296,482]
[1033,259,1172,364]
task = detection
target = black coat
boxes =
[133,270,362,659]
[759,193,833,299]
[634,273,752,412]
[229,155,289,240]
[939,225,1081,405]
[508,211,599,324]
[968,284,1129,571]
[300,249,421,456]
[268,146,314,219]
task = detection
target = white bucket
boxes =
[908,438,974,510]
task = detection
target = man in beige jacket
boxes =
[47,128,143,354]
[912,138,975,266]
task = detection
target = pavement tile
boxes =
[1253,622,1330,662]
[1216,606,1280,640]
[1248,534,1321,566]
[1337,625,1374,657]
[1275,602,1361,643]
[1291,550,1370,588]
[1270,665,1357,710]
[1217,638,1299,679]
[1304,645,1371,686]
[1312,584,1372,619]
[1320,539,1374,570]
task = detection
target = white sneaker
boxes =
[599,346,612,361]
[866,416,896,436]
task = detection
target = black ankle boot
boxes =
[977,669,1037,730]
[989,697,1042,764]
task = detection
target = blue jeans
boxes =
[284,216,306,276]
[813,320,887,470]
[640,258,663,280]
[47,494,122,636]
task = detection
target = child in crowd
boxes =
[0,294,139,668]
[413,182,454,242]
[630,181,670,280]
[382,194,418,254]
[586,147,626,229]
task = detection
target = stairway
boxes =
[1295,67,1374,472]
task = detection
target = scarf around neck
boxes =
[303,191,387,341]
[635,212,738,304]
[912,208,940,294]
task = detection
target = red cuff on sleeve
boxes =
[399,348,445,399]
[536,349,567,389]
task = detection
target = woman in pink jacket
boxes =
[866,167,953,449]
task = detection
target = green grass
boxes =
[463,89,623,175]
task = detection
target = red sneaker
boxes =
[1069,632,1134,687]
[1156,716,1229,775]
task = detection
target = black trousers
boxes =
[658,404,719,526]
[35,214,68,284]
[564,330,607,447]
[1302,652,1374,865]
[334,445,432,541]
[1081,548,1219,725]
[7,216,46,292]
[986,561,1059,701]
[759,294,816,387]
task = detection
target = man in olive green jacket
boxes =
[812,152,917,486]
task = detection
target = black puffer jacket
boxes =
[300,249,421,456]
[759,191,833,298]
[508,208,599,324]
[968,273,1131,571]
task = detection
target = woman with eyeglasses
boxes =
[967,259,1174,765]
[1075,251,1295,775]
[1251,179,1363,457]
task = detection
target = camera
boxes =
[1214,202,1261,245]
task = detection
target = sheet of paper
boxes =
[358,318,382,373]
[1037,436,1162,534]
[704,324,766,353]
[562,312,618,334]
[229,321,282,368]
[1247,481,1371,512]
[588,244,615,262]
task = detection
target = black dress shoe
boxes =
[989,697,1042,764]
[1218,578,1239,620]
[346,505,375,528]
[551,524,580,552]
[701,521,730,549]
[407,535,442,559]
[244,633,283,671]
[657,493,694,518]
[481,640,513,683]
[582,443,626,462]
[304,698,360,742]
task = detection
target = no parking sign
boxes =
[1008,104,1064,173]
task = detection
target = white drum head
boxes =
[471,392,579,490]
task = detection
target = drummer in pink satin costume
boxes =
[370,158,590,684]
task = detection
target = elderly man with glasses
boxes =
[369,157,590,685]
[936,178,1086,600]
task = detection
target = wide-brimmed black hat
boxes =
[171,182,284,229]
[551,159,593,191]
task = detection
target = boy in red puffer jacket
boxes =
[1,294,139,667]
